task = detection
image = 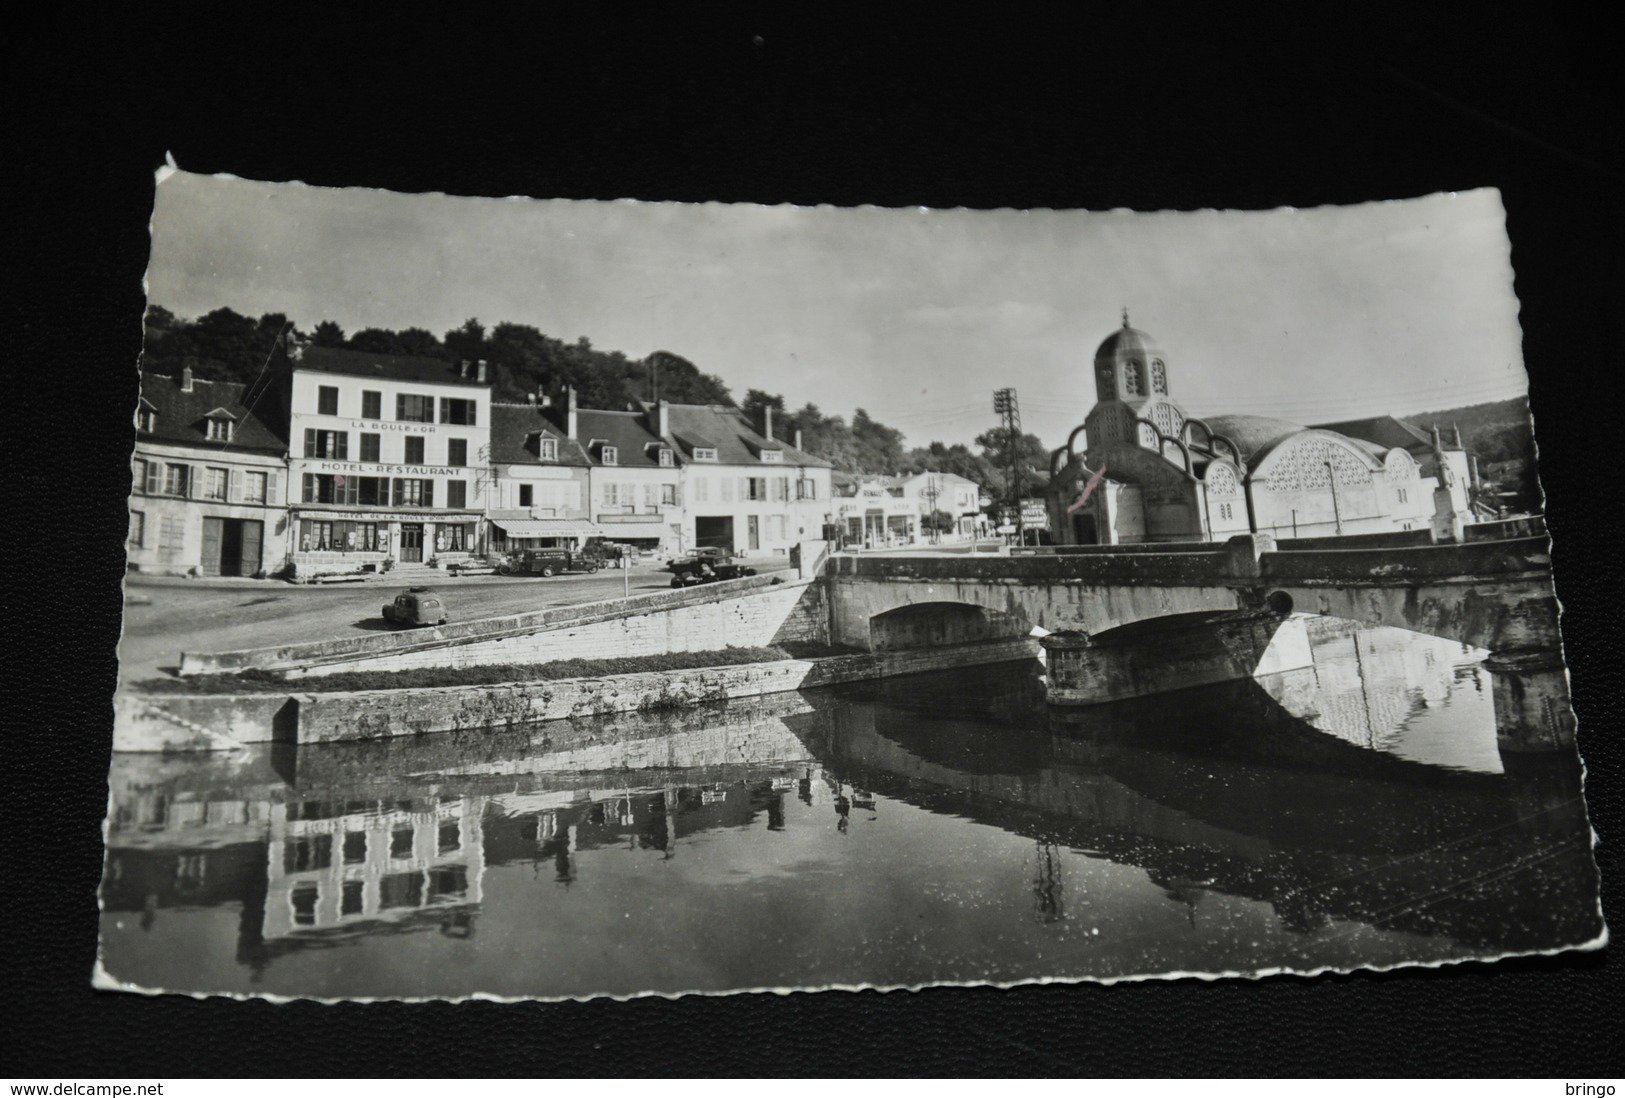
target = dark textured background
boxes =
[14,6,1620,1078]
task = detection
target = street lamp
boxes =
[1323,459,1343,536]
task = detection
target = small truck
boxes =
[497,547,604,577]
[666,546,757,587]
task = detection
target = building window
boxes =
[393,478,433,507]
[128,510,145,549]
[539,437,558,461]
[361,390,382,419]
[518,484,533,507]
[359,433,380,462]
[1397,488,1408,504]
[163,463,190,496]
[317,386,339,415]
[1151,359,1167,394]
[243,471,268,504]
[439,523,473,552]
[720,477,734,503]
[694,448,718,462]
[159,514,185,555]
[761,450,783,463]
[439,397,478,426]
[404,436,425,465]
[661,483,677,506]
[304,429,348,459]
[206,417,233,442]
[745,477,768,501]
[204,467,228,501]
[658,448,674,467]
[797,478,817,500]
[396,393,434,422]
[446,480,467,509]
[693,476,709,502]
[602,482,621,507]
[132,458,148,494]
[600,446,618,466]
[773,477,789,502]
[136,407,156,433]
[1123,361,1142,395]
[447,438,467,467]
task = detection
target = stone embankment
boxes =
[115,636,1039,753]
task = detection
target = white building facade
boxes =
[287,345,491,574]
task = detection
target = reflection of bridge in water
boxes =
[790,663,1596,952]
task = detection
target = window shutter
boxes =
[337,432,348,460]
[267,471,280,506]
[396,393,406,420]
[228,469,242,503]
[425,480,435,508]
[143,459,160,495]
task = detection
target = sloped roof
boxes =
[1201,414,1307,457]
[291,343,486,388]
[488,403,590,466]
[576,409,671,467]
[1311,415,1434,454]
[136,372,288,454]
[663,403,832,468]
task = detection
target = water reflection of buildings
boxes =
[264,796,484,939]
[1297,624,1483,753]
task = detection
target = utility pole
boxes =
[926,474,940,545]
[993,388,1023,544]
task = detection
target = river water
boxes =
[98,623,1603,999]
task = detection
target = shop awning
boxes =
[593,521,674,541]
[490,518,602,538]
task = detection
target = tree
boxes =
[443,318,487,364]
[310,320,347,347]
[851,408,906,474]
[975,428,1051,498]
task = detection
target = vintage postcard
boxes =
[99,172,1604,1000]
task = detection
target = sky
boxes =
[145,168,1529,451]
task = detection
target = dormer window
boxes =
[657,448,674,467]
[539,437,558,461]
[693,447,718,462]
[600,445,618,466]
[204,409,237,442]
[761,450,783,463]
[135,407,156,433]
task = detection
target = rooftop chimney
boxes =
[525,392,535,404]
[565,385,578,439]
[459,359,470,378]
[536,385,548,408]
[180,365,193,392]
[762,405,774,441]
[795,428,803,451]
[655,399,669,438]
[476,359,488,384]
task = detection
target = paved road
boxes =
[117,560,793,685]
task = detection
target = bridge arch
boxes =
[866,600,1033,652]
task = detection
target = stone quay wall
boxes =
[113,637,1040,752]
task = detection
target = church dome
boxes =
[1094,321,1161,367]
[1093,312,1171,401]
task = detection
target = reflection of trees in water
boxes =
[1031,841,1064,925]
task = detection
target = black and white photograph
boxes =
[97,172,1604,1002]
[18,8,1621,1080]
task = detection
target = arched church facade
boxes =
[1047,316,1476,545]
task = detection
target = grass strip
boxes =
[132,641,864,695]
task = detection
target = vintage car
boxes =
[497,547,604,577]
[666,546,757,587]
[381,587,449,627]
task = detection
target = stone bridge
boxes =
[824,532,1572,752]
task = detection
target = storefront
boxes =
[488,516,602,553]
[292,508,484,571]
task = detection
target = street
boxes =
[117,559,794,684]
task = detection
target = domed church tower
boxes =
[1083,311,1190,456]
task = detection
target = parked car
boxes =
[667,546,757,587]
[382,587,448,627]
[498,547,603,577]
